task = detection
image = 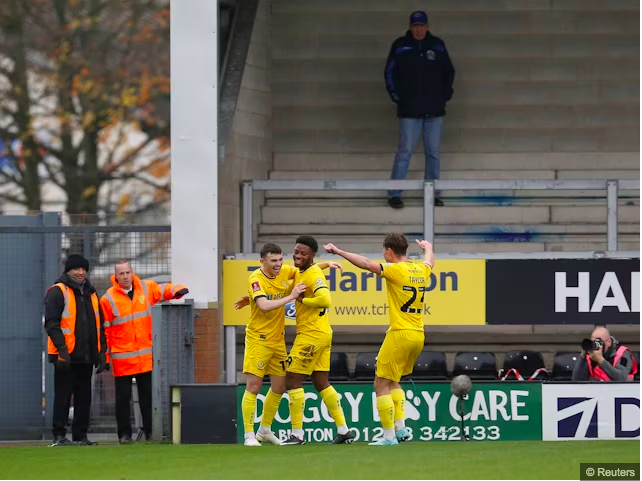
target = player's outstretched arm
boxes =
[415,239,435,268]
[317,261,343,273]
[255,283,306,313]
[234,296,250,310]
[323,243,382,275]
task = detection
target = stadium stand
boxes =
[251,0,640,254]
[227,0,639,383]
[502,350,548,380]
[453,352,498,380]
[329,352,351,381]
[406,351,449,381]
[551,352,580,381]
[354,352,378,381]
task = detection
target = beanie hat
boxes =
[65,254,90,272]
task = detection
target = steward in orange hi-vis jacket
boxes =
[100,260,188,443]
[44,254,107,447]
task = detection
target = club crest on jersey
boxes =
[315,279,324,287]
[252,281,261,292]
[282,281,288,287]
[257,360,265,369]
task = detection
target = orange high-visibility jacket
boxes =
[100,274,187,377]
[47,283,101,356]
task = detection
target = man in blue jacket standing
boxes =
[385,11,455,209]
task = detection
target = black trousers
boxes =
[52,363,93,440]
[115,371,152,438]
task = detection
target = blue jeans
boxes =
[388,116,443,199]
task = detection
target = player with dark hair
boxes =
[239,243,306,446]
[324,234,434,445]
[235,241,345,446]
[281,235,356,445]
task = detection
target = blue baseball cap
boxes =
[410,11,428,25]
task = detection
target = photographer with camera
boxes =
[572,327,637,381]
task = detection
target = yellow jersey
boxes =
[293,264,332,337]
[379,261,431,332]
[247,264,297,345]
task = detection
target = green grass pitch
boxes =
[0,441,639,479]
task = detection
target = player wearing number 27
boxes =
[324,234,434,445]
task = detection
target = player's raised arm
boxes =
[323,243,382,275]
[317,261,344,273]
[415,239,435,269]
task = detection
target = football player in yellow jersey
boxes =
[324,233,435,446]
[281,235,356,446]
[234,242,344,446]
[238,243,306,446]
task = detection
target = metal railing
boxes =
[0,214,172,439]
[242,179,640,253]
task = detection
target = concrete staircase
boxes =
[258,0,640,253]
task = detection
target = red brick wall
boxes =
[194,308,219,383]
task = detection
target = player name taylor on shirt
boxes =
[379,261,431,332]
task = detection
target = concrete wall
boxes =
[219,0,273,256]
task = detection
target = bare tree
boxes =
[0,0,170,218]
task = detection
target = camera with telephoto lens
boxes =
[581,338,604,352]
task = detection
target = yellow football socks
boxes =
[376,394,396,440]
[391,388,406,429]
[376,394,395,430]
[320,386,348,434]
[241,390,257,434]
[288,388,306,434]
[260,388,283,430]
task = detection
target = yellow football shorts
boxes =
[287,332,332,376]
[243,338,288,378]
[376,329,425,382]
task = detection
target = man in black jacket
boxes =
[384,11,455,209]
[44,254,107,446]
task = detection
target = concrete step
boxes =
[272,152,640,171]
[259,223,641,236]
[272,34,639,60]
[273,82,639,107]
[260,204,639,225]
[273,105,639,130]
[273,127,640,153]
[257,234,640,246]
[264,170,639,199]
[273,58,640,83]
[261,205,549,224]
[273,11,639,36]
[254,236,640,254]
[272,0,639,14]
